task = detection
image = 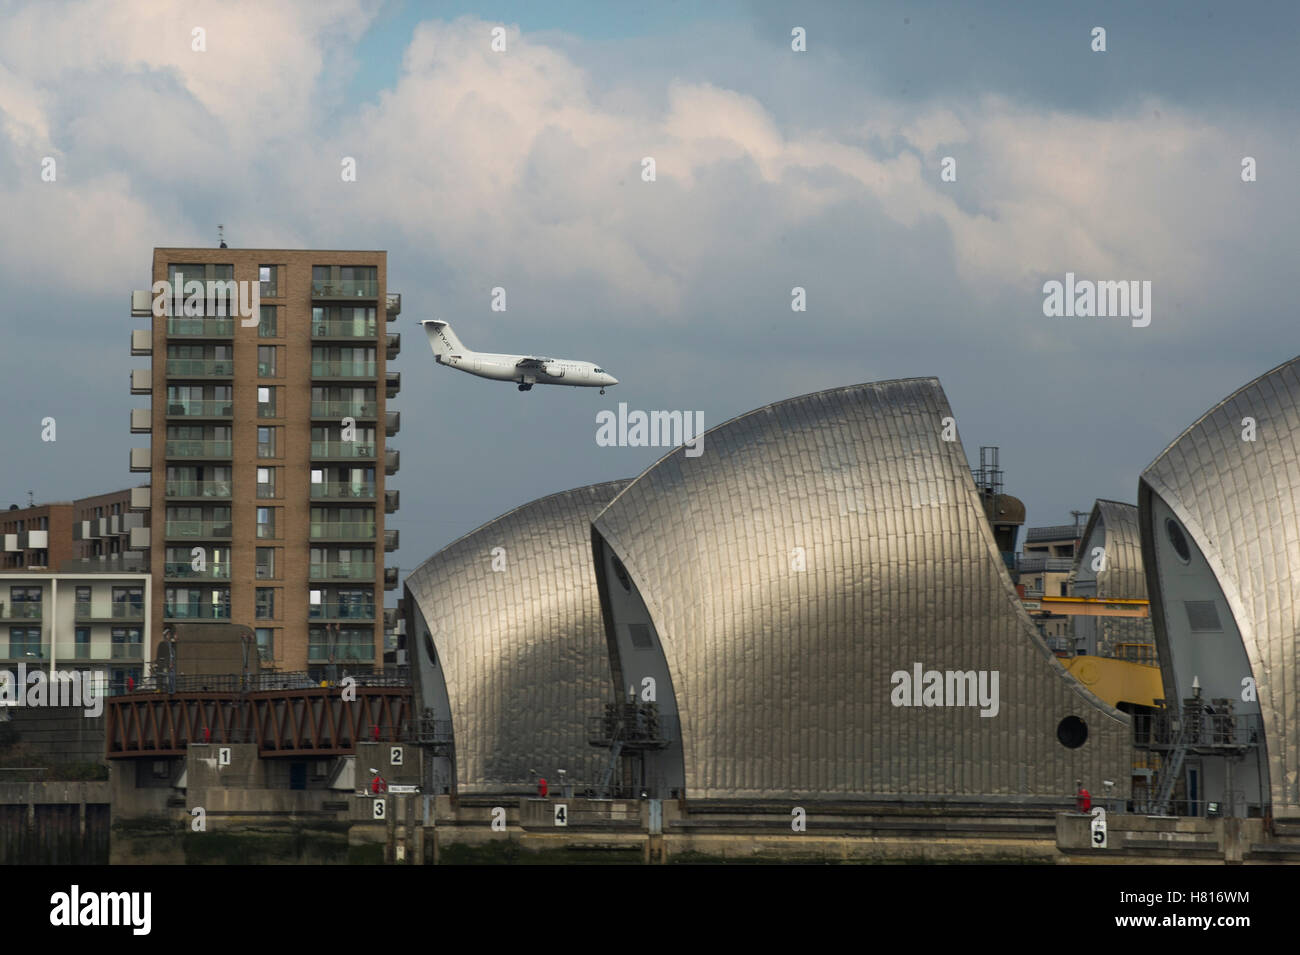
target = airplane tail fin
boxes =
[421,320,471,363]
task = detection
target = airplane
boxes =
[419,320,619,394]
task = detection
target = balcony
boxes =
[3,647,47,662]
[311,483,376,500]
[384,567,398,590]
[384,529,399,552]
[0,603,42,620]
[165,399,233,418]
[166,479,232,499]
[308,603,377,621]
[384,489,399,513]
[163,603,231,621]
[312,319,377,339]
[166,358,233,378]
[383,608,400,630]
[386,334,400,359]
[310,562,375,581]
[311,399,377,419]
[312,361,376,379]
[166,317,234,338]
[74,602,145,622]
[111,643,144,660]
[165,440,232,459]
[129,486,150,510]
[308,643,375,662]
[385,448,399,474]
[21,530,48,550]
[129,448,151,471]
[164,520,232,539]
[129,408,151,433]
[385,411,400,436]
[163,562,230,580]
[131,289,153,317]
[385,371,400,397]
[130,328,152,356]
[386,293,401,317]
[130,369,151,394]
[128,526,151,549]
[310,522,376,541]
[310,442,377,460]
[311,278,378,299]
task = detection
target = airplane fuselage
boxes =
[438,352,607,387]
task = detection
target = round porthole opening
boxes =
[612,556,632,592]
[1166,518,1191,563]
[1057,716,1088,749]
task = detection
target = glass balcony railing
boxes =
[163,562,231,580]
[166,480,232,498]
[165,440,232,458]
[310,523,376,540]
[164,400,232,417]
[165,359,234,377]
[0,604,42,620]
[308,643,375,661]
[311,279,378,298]
[110,643,144,659]
[309,562,375,580]
[311,483,376,499]
[75,602,144,620]
[166,317,234,337]
[311,442,377,459]
[311,361,376,378]
[163,603,231,620]
[164,520,233,538]
[308,603,377,620]
[311,400,378,418]
[5,646,46,660]
[312,320,377,338]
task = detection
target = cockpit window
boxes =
[594,368,604,374]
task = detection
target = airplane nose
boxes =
[608,376,618,385]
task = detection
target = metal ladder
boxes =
[1152,719,1190,815]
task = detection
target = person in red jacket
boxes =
[538,777,548,798]
[371,773,387,795]
[1076,779,1091,812]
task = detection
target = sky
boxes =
[0,0,1296,594]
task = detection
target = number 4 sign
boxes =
[554,804,568,827]
[1090,806,1107,849]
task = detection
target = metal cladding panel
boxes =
[404,480,630,794]
[1079,500,1155,655]
[1140,355,1300,814]
[593,380,1129,801]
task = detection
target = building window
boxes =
[255,628,275,663]
[257,427,277,458]
[255,588,276,620]
[255,547,276,579]
[258,305,277,337]
[257,345,277,377]
[10,586,41,619]
[259,265,279,298]
[256,467,276,499]
[112,586,144,617]
[256,507,277,540]
[75,627,91,660]
[9,627,41,659]
[111,627,144,660]
[257,386,278,418]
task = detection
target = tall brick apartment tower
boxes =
[129,249,401,677]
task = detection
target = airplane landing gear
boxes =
[600,388,606,395]
[518,383,533,392]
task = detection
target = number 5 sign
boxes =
[1090,806,1107,849]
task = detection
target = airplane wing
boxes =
[514,357,553,370]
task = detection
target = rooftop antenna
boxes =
[218,224,227,249]
[1070,509,1088,538]
[26,490,33,508]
